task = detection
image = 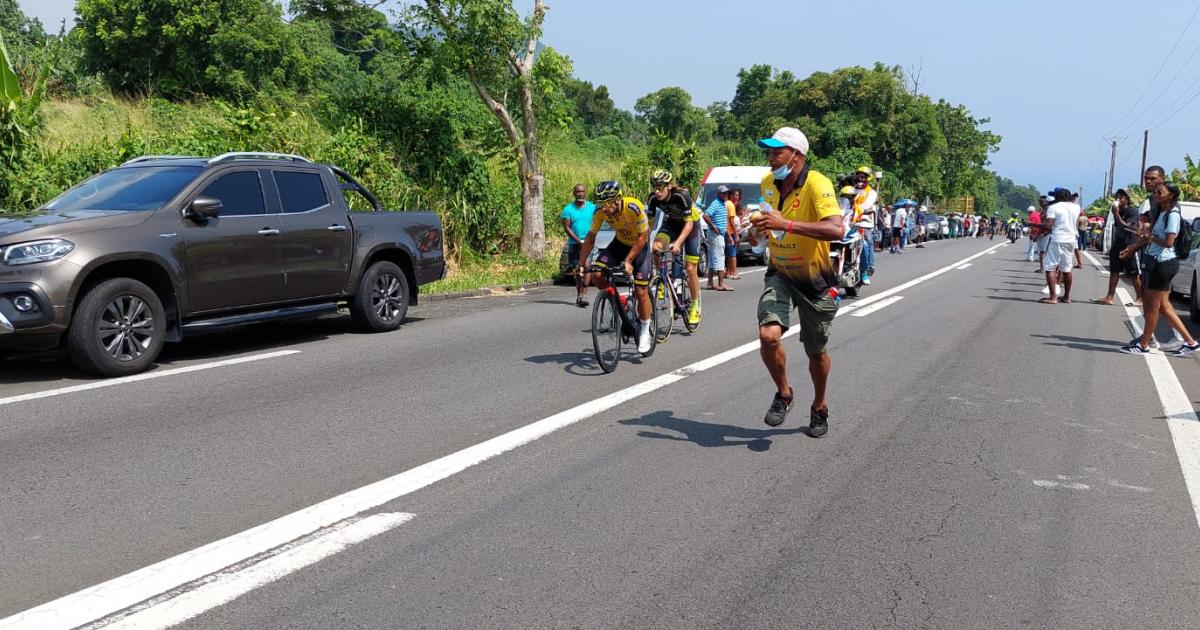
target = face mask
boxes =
[772,162,793,180]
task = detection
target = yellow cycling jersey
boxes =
[591,196,649,246]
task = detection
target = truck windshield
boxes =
[43,166,201,212]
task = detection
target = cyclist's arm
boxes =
[578,230,597,272]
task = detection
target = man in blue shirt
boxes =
[562,183,597,307]
[703,186,730,290]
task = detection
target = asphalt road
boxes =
[3,236,1200,629]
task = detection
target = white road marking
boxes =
[95,513,413,630]
[1033,480,1090,491]
[0,351,301,409]
[851,296,904,317]
[739,266,769,275]
[0,242,1007,630]
[956,264,972,270]
[1116,287,1200,529]
[987,250,997,254]
[1082,250,1111,276]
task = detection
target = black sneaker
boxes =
[1173,342,1200,357]
[576,296,589,308]
[1120,342,1150,355]
[764,389,793,427]
[808,407,829,438]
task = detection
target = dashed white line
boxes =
[851,295,904,317]
[0,242,1006,630]
[0,351,301,408]
[1116,287,1200,529]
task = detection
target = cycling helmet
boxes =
[650,169,673,188]
[595,180,622,203]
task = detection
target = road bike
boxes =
[589,265,658,373]
[649,249,699,344]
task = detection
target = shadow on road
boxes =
[523,348,621,376]
[619,410,806,451]
[1031,333,1126,353]
[0,314,423,384]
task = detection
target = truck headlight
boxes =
[2,239,76,265]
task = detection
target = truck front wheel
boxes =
[67,278,166,377]
[350,261,409,332]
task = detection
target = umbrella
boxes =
[1088,216,1103,223]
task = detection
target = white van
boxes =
[696,166,771,264]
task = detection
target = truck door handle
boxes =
[258,228,280,236]
[327,225,348,232]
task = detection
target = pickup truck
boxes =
[0,152,444,376]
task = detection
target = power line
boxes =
[1103,3,1200,136]
[1114,38,1200,136]
[1149,81,1200,130]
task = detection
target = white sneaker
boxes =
[637,322,653,354]
[862,275,871,286]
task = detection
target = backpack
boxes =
[1172,209,1193,260]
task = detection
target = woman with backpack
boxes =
[1119,183,1200,356]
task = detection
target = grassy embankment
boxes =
[33,97,628,294]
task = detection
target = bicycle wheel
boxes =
[650,276,673,344]
[592,291,621,373]
[682,283,700,333]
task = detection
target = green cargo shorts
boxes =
[757,272,838,357]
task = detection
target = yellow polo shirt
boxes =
[591,196,649,246]
[760,168,841,298]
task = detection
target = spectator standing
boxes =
[703,186,731,291]
[725,189,741,279]
[1038,187,1080,304]
[750,126,844,436]
[880,204,892,252]
[853,169,878,283]
[915,206,927,248]
[1025,204,1041,262]
[1075,209,1089,267]
[1097,189,1143,305]
[890,202,908,253]
[561,183,596,307]
[1120,183,1200,355]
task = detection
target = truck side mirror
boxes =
[187,197,223,221]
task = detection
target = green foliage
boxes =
[1171,154,1200,202]
[633,86,714,143]
[995,176,1040,212]
[0,31,49,210]
[75,0,326,99]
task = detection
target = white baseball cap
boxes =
[756,127,809,155]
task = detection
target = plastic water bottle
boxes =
[760,198,785,240]
[828,287,843,305]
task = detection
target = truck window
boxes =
[273,171,329,214]
[44,166,201,213]
[199,171,266,217]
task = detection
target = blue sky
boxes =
[20,0,1200,202]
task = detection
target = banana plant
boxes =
[0,31,49,209]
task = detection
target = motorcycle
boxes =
[1007,223,1022,243]
[830,222,869,297]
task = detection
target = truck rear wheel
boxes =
[351,261,409,332]
[68,278,166,377]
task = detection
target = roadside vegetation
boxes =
[8,0,1190,292]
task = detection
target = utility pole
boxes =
[1140,129,1149,183]
[1104,137,1119,197]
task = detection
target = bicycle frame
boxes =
[655,251,691,313]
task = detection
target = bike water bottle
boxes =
[620,293,628,308]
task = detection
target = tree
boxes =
[75,0,318,99]
[634,86,714,143]
[1172,155,1200,202]
[412,0,551,259]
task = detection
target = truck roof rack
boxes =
[208,152,313,164]
[120,155,204,167]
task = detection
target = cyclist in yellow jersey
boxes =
[577,180,655,353]
[646,169,703,325]
[749,127,844,438]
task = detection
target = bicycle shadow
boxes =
[524,348,651,376]
[619,410,806,451]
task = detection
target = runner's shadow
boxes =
[1031,333,1126,353]
[619,410,806,451]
